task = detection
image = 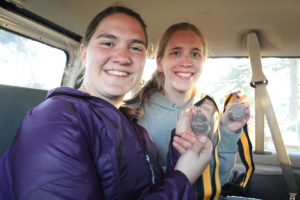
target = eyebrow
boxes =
[96,34,146,47]
[169,47,201,51]
[96,33,117,40]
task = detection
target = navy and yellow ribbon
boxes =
[192,93,254,199]
[193,95,221,200]
[223,93,255,192]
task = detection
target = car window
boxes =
[285,125,296,132]
[141,58,300,152]
[0,28,67,90]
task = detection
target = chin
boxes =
[106,87,131,97]
[174,84,193,93]
[108,91,127,98]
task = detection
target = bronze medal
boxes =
[229,103,246,120]
[191,110,208,135]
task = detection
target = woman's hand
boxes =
[173,132,203,154]
[221,90,250,133]
[174,136,212,185]
[175,99,216,136]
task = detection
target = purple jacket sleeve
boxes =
[141,170,196,200]
[4,100,102,200]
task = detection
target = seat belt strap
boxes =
[247,32,300,196]
[254,89,265,154]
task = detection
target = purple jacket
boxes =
[0,87,195,200]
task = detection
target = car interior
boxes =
[0,0,300,199]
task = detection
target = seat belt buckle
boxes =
[289,193,297,200]
[286,187,300,200]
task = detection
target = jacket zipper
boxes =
[99,99,156,186]
[146,155,155,184]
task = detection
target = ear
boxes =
[203,55,207,63]
[80,44,87,67]
[156,55,164,72]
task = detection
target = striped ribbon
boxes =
[194,95,221,200]
[223,93,255,192]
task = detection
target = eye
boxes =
[191,52,201,57]
[131,46,142,52]
[171,51,180,56]
[102,42,113,47]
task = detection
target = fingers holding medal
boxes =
[228,91,249,121]
[220,91,250,133]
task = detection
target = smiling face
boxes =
[157,29,205,95]
[80,13,146,107]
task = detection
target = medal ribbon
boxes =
[223,93,255,191]
[193,95,221,200]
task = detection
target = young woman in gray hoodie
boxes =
[126,22,250,199]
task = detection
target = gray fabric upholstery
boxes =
[0,84,47,157]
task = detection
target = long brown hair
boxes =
[125,22,208,109]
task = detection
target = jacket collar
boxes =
[47,87,92,99]
[47,87,139,123]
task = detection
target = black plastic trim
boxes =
[0,0,82,42]
[250,80,268,88]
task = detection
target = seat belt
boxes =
[254,89,265,154]
[247,32,300,200]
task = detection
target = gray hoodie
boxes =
[129,91,242,186]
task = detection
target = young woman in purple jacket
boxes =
[0,5,212,200]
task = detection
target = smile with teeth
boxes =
[106,70,129,77]
[176,72,193,78]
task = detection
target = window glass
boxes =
[0,29,67,90]
[141,58,300,152]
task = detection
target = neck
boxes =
[79,84,123,109]
[162,87,194,108]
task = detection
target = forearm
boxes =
[217,123,242,185]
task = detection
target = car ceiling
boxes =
[7,0,300,57]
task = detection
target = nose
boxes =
[113,46,131,65]
[179,55,192,67]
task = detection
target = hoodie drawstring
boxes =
[173,104,178,124]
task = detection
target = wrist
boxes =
[174,128,181,135]
[220,121,236,134]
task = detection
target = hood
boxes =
[47,87,92,99]
[46,87,138,122]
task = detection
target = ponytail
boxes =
[124,69,165,109]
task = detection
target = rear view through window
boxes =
[142,57,300,152]
[0,29,67,90]
[198,58,300,152]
